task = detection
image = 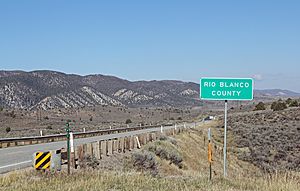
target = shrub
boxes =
[272,102,287,111]
[289,100,299,107]
[125,119,132,124]
[5,127,11,133]
[271,101,277,110]
[286,98,293,105]
[0,107,3,112]
[169,117,175,120]
[89,116,93,121]
[254,102,266,111]
[132,151,158,175]
[177,117,182,120]
[81,155,100,169]
[46,125,52,130]
[145,140,183,169]
[44,116,49,120]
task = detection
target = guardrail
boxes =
[0,123,175,149]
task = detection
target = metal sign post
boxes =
[200,77,253,178]
[65,122,71,175]
[223,100,228,177]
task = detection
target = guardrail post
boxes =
[135,136,141,149]
[123,137,126,153]
[152,133,156,141]
[101,141,106,157]
[143,134,146,145]
[99,141,102,159]
[129,137,133,151]
[74,146,79,169]
[86,143,93,157]
[111,139,115,154]
[137,135,142,145]
[92,142,100,160]
[106,140,109,156]
[78,145,84,169]
[118,138,122,153]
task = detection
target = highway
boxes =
[0,122,197,174]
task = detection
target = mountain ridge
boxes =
[0,70,299,110]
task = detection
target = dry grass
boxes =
[1,169,299,191]
[1,121,299,191]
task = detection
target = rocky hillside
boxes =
[1,70,299,110]
[0,70,200,110]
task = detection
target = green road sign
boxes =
[200,78,253,100]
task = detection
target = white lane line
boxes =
[0,160,32,170]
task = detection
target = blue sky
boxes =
[0,1,300,92]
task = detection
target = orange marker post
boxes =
[208,128,213,180]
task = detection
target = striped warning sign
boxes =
[35,151,51,170]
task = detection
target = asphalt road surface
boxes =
[0,122,201,174]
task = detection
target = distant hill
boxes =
[0,70,200,109]
[254,89,300,98]
[0,70,299,110]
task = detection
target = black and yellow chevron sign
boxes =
[35,152,51,170]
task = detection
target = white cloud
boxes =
[253,74,263,81]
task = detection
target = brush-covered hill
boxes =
[0,70,200,109]
[1,70,299,110]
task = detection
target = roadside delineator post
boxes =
[161,125,163,133]
[70,132,75,168]
[40,130,43,136]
